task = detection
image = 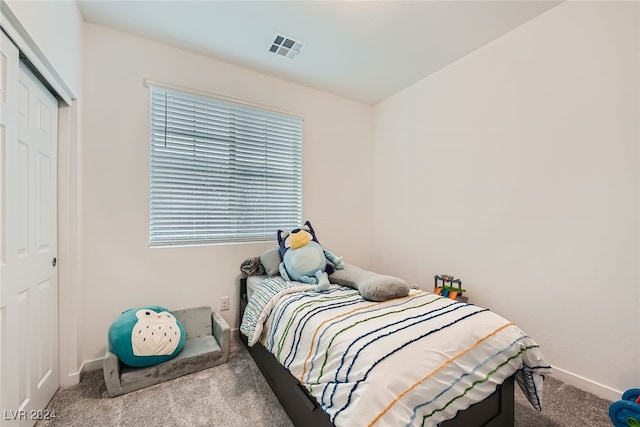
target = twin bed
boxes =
[239,273,550,427]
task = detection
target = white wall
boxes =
[81,23,373,363]
[372,2,639,400]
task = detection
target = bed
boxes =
[238,274,550,427]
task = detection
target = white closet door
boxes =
[0,29,59,426]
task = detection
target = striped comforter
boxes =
[241,277,551,427]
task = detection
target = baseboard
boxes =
[59,371,81,388]
[58,357,103,388]
[551,366,621,402]
[79,357,104,376]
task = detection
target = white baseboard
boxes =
[78,357,104,376]
[59,371,81,388]
[58,358,103,389]
[551,366,621,402]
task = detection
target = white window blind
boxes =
[149,86,302,246]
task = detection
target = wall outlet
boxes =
[220,296,230,311]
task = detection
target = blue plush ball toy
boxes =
[108,306,186,368]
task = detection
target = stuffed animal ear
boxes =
[277,230,289,246]
[304,220,320,243]
[277,229,290,259]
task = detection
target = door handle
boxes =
[52,257,57,267]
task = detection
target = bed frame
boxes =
[239,277,515,427]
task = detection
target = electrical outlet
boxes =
[220,296,230,311]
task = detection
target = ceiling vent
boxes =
[269,33,304,59]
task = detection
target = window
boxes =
[149,85,302,246]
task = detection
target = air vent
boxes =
[269,33,304,59]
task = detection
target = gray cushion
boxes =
[120,335,221,388]
[260,248,281,276]
[330,263,410,302]
[330,263,371,287]
[172,306,212,338]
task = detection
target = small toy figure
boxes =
[609,388,640,427]
[434,274,467,302]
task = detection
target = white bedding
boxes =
[246,274,268,301]
[241,276,551,427]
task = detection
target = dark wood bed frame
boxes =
[239,277,515,427]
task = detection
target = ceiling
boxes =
[76,0,561,105]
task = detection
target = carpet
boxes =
[36,335,613,427]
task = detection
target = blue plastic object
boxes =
[610,389,640,427]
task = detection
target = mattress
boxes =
[246,275,268,300]
[241,276,551,427]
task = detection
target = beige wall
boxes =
[81,23,374,363]
[372,2,639,400]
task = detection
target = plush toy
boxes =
[330,263,411,301]
[108,306,186,367]
[610,388,640,427]
[278,221,344,292]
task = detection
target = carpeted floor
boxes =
[37,335,613,427]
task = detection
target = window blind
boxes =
[149,86,303,246]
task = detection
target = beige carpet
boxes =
[36,335,613,427]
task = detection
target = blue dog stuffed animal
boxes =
[278,221,344,291]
